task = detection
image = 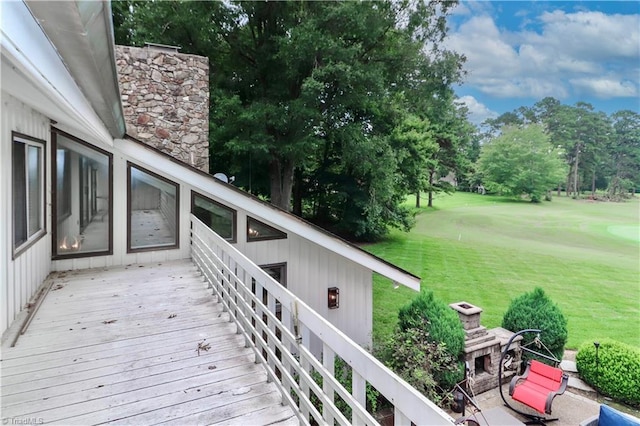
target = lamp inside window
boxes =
[328,287,339,309]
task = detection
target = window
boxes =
[56,148,71,221]
[191,192,236,242]
[128,163,179,252]
[247,217,287,242]
[261,263,287,287]
[53,130,112,258]
[255,263,287,317]
[12,132,45,256]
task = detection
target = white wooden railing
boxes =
[190,215,455,426]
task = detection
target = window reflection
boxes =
[54,133,111,257]
[192,192,236,242]
[247,216,287,242]
[128,164,179,251]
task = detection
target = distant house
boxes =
[0,0,421,349]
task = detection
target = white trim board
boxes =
[114,138,421,291]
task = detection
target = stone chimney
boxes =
[116,43,210,172]
[449,301,523,394]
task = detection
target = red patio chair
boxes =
[510,359,569,415]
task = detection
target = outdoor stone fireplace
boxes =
[116,43,210,172]
[450,301,523,394]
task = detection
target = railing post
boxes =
[352,370,366,426]
[254,279,265,366]
[394,407,410,426]
[300,349,311,422]
[267,292,277,377]
[322,344,336,425]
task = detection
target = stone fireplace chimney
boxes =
[116,43,210,172]
[449,301,523,393]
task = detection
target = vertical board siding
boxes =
[51,153,191,272]
[235,219,373,347]
[7,127,377,346]
[1,93,52,336]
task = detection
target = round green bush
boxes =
[576,339,640,407]
[397,290,465,358]
[501,287,568,361]
[396,290,465,389]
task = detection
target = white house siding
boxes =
[234,211,374,348]
[1,93,52,335]
[53,140,375,346]
[51,152,191,272]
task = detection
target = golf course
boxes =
[367,192,640,350]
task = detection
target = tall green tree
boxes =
[391,114,437,208]
[399,50,469,207]
[425,101,474,207]
[608,110,640,197]
[112,0,465,239]
[477,124,566,202]
[494,98,614,197]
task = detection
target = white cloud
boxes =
[538,11,639,61]
[446,16,521,77]
[475,77,568,99]
[445,7,640,101]
[450,2,471,17]
[569,78,638,98]
[457,95,498,124]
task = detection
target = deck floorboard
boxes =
[1,260,298,425]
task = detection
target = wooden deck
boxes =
[1,260,298,425]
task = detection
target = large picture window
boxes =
[56,148,71,221]
[191,192,236,242]
[128,163,179,252]
[12,132,45,257]
[53,130,112,258]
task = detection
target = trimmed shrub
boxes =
[576,339,640,407]
[395,290,465,390]
[397,290,465,357]
[501,287,567,361]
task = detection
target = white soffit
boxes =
[25,0,126,139]
[0,1,114,147]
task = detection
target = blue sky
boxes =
[445,1,640,124]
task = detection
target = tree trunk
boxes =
[427,170,435,208]
[591,169,596,197]
[415,192,421,208]
[269,157,295,211]
[572,145,580,197]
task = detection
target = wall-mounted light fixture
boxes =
[328,287,339,309]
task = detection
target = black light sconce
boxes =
[328,287,339,309]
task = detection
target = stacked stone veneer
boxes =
[116,45,209,172]
[449,301,522,394]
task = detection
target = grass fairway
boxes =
[366,192,640,349]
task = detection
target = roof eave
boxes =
[25,0,126,139]
[120,135,422,291]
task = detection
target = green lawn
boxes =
[366,192,640,349]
